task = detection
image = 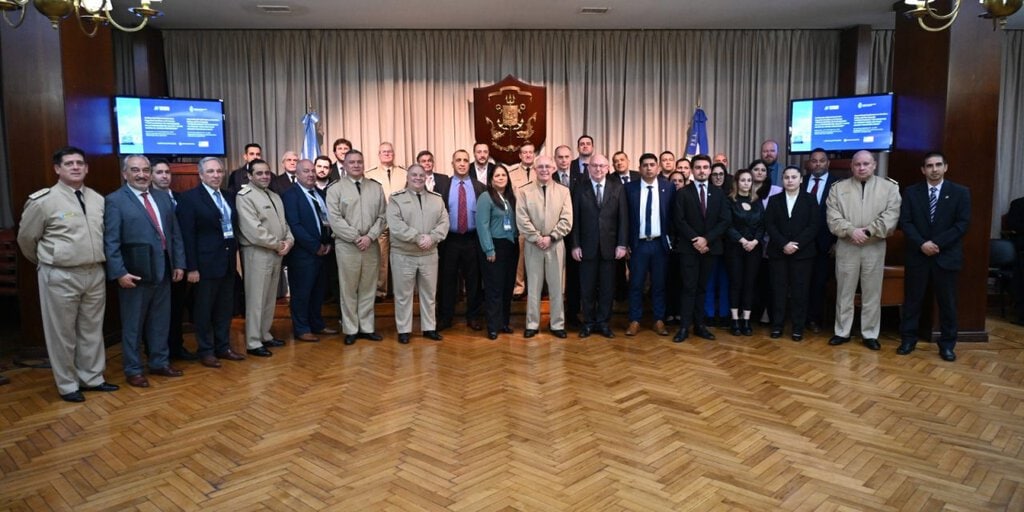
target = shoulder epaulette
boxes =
[520,181,533,189]
[886,177,899,185]
[425,190,442,198]
[28,188,50,200]
[391,189,407,197]
[237,185,252,196]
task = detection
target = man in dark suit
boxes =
[804,148,841,332]
[471,142,496,187]
[330,138,352,182]
[569,134,594,180]
[1007,196,1024,325]
[176,156,246,368]
[282,158,338,342]
[150,158,195,361]
[569,154,628,338]
[227,143,262,194]
[672,154,732,342]
[625,153,675,337]
[270,150,300,194]
[104,155,187,388]
[611,150,641,301]
[898,151,971,362]
[611,151,641,186]
[417,150,450,194]
[436,149,487,331]
[553,144,581,326]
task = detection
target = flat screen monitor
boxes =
[114,96,226,156]
[788,93,894,154]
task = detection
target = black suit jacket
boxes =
[1005,196,1024,251]
[900,180,970,270]
[270,173,297,195]
[764,191,819,260]
[672,182,731,255]
[176,185,238,279]
[282,185,330,264]
[613,171,641,186]
[807,171,841,252]
[435,174,486,214]
[429,173,451,196]
[470,163,496,188]
[227,165,249,194]
[569,178,629,261]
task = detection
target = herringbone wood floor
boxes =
[2,309,1024,511]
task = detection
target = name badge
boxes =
[503,215,513,232]
[223,227,234,239]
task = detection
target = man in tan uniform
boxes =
[236,159,294,357]
[17,146,118,402]
[515,154,573,338]
[327,149,387,345]
[508,142,537,297]
[365,142,407,300]
[826,150,902,350]
[386,164,449,343]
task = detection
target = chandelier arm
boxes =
[74,13,101,37]
[101,6,149,32]
[917,10,959,31]
[923,0,961,20]
[1,5,28,28]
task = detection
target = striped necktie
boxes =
[928,186,937,222]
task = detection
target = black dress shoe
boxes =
[263,339,285,348]
[247,347,273,357]
[599,327,615,339]
[939,347,956,361]
[828,335,851,346]
[807,321,821,334]
[81,382,119,392]
[769,330,782,339]
[436,320,452,332]
[551,329,568,339]
[740,320,753,336]
[398,333,411,344]
[171,349,199,361]
[791,332,803,342]
[344,334,357,345]
[673,328,689,343]
[500,326,514,334]
[896,342,916,355]
[423,330,443,341]
[579,327,592,338]
[60,391,85,402]
[468,320,483,331]
[360,332,383,341]
[487,331,498,340]
[694,325,716,340]
[862,338,881,351]
[524,329,538,338]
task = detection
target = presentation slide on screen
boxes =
[789,95,893,153]
[115,97,225,155]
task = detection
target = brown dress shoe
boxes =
[296,333,320,342]
[315,328,339,335]
[216,349,245,361]
[200,355,222,368]
[653,320,669,336]
[126,374,150,388]
[625,321,640,336]
[149,366,184,377]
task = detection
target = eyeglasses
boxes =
[711,172,725,177]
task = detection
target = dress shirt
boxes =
[474,165,489,185]
[806,172,829,204]
[447,175,478,232]
[785,192,798,217]
[591,179,606,204]
[130,186,165,235]
[202,183,232,219]
[639,179,662,238]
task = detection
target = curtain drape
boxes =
[162,29,839,172]
[996,30,1024,236]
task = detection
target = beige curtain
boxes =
[162,29,838,173]
[996,30,1024,236]
[870,30,892,93]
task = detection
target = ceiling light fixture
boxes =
[0,0,163,36]
[903,0,1022,32]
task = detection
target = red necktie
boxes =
[699,184,707,218]
[142,192,166,249]
[457,181,468,234]
[810,176,820,201]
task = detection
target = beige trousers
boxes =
[524,240,566,330]
[38,263,107,395]
[834,240,887,339]
[242,246,282,349]
[391,252,439,333]
[337,240,380,334]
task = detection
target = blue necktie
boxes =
[213,190,231,235]
[929,187,938,222]
[645,185,653,238]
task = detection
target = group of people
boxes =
[17,135,971,402]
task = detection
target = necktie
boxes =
[355,180,361,194]
[699,184,707,217]
[141,192,166,249]
[309,188,330,242]
[542,184,547,208]
[213,190,231,236]
[457,181,468,234]
[645,185,653,238]
[811,176,821,201]
[582,163,588,174]
[169,192,177,210]
[386,168,391,181]
[416,192,422,209]
[596,183,603,207]
[290,174,296,183]
[929,186,938,222]
[621,175,628,184]
[75,190,86,214]
[525,167,531,180]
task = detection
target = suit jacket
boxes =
[569,158,589,181]
[325,177,387,243]
[435,174,486,214]
[471,162,496,188]
[806,171,841,252]
[1007,196,1024,251]
[625,177,675,253]
[672,181,731,255]
[176,184,238,279]
[569,178,628,261]
[764,191,819,260]
[104,185,185,283]
[270,173,297,195]
[427,173,451,196]
[282,185,330,265]
[613,171,641,186]
[227,165,249,194]
[553,169,578,190]
[515,180,573,243]
[900,180,970,270]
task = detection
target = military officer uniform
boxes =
[366,165,407,298]
[326,176,387,336]
[16,182,108,397]
[385,188,449,337]
[236,183,294,352]
[515,180,574,331]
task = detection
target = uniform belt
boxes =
[640,236,661,242]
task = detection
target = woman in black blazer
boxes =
[764,166,819,341]
[725,168,764,336]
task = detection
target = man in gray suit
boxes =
[104,155,187,388]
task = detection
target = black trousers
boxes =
[481,238,518,332]
[666,251,682,317]
[579,257,616,328]
[192,275,234,357]
[769,256,813,333]
[725,245,761,311]
[680,252,714,328]
[614,258,630,301]
[565,250,581,324]
[167,279,190,355]
[806,249,834,326]
[752,256,773,323]
[439,231,482,325]
[900,260,959,349]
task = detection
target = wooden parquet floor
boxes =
[2,310,1024,511]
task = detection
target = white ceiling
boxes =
[145,0,1023,30]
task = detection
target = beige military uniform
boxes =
[826,175,902,339]
[386,188,449,334]
[515,180,574,330]
[507,164,534,295]
[366,165,407,299]
[236,184,294,350]
[16,181,107,395]
[326,177,387,335]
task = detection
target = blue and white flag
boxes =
[684,108,708,157]
[301,111,320,160]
